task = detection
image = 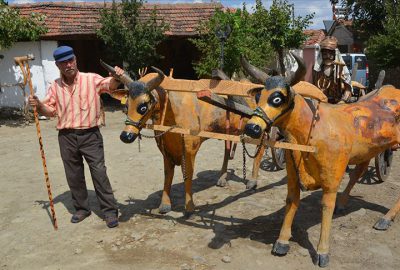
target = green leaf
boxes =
[0,1,47,50]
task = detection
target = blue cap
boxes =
[53,46,75,62]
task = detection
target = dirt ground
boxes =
[1,109,399,270]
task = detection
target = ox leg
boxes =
[247,144,266,190]
[182,153,196,219]
[272,152,300,256]
[216,145,230,187]
[336,161,369,213]
[159,157,175,214]
[315,191,338,267]
[374,196,400,230]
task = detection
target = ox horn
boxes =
[145,66,165,90]
[100,59,134,85]
[212,69,230,80]
[240,56,269,83]
[285,53,306,86]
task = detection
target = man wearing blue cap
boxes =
[29,45,124,228]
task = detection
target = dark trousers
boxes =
[58,127,118,217]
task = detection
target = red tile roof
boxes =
[303,29,326,46]
[13,2,222,38]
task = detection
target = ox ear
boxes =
[111,89,129,101]
[247,87,264,97]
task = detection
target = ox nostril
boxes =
[244,123,262,139]
[120,131,137,144]
[253,125,261,133]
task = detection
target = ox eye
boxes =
[137,103,148,115]
[267,92,286,107]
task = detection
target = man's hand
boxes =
[28,95,42,108]
[109,66,125,91]
[109,66,125,78]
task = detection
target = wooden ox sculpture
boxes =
[102,63,265,217]
[241,54,400,267]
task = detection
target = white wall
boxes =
[0,40,59,109]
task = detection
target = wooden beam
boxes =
[159,77,263,97]
[197,90,253,118]
[144,124,316,153]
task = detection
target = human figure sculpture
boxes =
[313,36,352,104]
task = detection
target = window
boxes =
[342,55,352,70]
[355,56,367,69]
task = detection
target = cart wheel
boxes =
[375,149,393,182]
[270,127,285,170]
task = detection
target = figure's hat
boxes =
[53,46,75,62]
[320,36,338,51]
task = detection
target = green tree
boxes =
[332,1,400,71]
[253,0,314,75]
[366,2,400,69]
[190,6,274,78]
[97,0,169,77]
[330,0,390,43]
[0,0,47,50]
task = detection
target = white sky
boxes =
[9,0,333,30]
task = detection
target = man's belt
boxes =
[59,126,99,135]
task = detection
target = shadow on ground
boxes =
[37,163,390,266]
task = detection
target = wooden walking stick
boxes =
[15,55,58,230]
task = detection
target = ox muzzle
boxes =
[244,123,263,139]
[120,131,138,143]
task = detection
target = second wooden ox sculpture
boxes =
[102,62,264,217]
[241,54,400,267]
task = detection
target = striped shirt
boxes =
[42,71,112,130]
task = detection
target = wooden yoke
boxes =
[143,123,315,152]
[197,90,253,117]
[140,76,318,153]
[160,76,261,96]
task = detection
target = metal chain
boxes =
[242,139,247,181]
[139,125,178,139]
[240,134,264,158]
[135,125,178,153]
[138,134,141,152]
[240,134,265,181]
[181,134,187,182]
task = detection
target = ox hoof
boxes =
[246,180,257,190]
[158,204,171,214]
[216,173,228,187]
[184,211,195,220]
[315,253,329,268]
[272,241,289,256]
[373,218,392,231]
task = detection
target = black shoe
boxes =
[105,215,119,228]
[71,210,91,223]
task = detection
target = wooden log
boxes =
[197,90,253,118]
[144,124,316,153]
